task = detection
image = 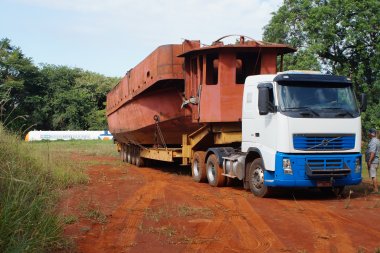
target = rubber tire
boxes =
[131,146,137,165]
[127,145,132,164]
[192,151,207,183]
[120,144,126,162]
[206,154,226,187]
[135,148,144,167]
[247,158,271,197]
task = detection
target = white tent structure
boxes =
[25,130,113,141]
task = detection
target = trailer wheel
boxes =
[131,146,137,165]
[135,149,144,167]
[120,144,126,162]
[127,145,132,164]
[206,154,226,187]
[192,151,207,182]
[247,158,270,197]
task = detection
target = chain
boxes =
[153,115,167,149]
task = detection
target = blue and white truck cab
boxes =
[221,71,365,197]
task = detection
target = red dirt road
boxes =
[58,155,380,253]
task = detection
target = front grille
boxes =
[293,134,355,151]
[306,158,350,177]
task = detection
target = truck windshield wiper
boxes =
[284,107,320,116]
[321,107,354,117]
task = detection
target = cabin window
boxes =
[191,57,197,86]
[236,53,259,84]
[206,54,218,85]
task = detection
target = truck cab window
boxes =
[278,82,360,118]
[258,83,275,114]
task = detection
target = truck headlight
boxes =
[283,158,293,175]
[355,158,361,173]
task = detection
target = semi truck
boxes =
[106,35,365,197]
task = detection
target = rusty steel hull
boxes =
[107,86,200,145]
[106,43,201,145]
[106,37,295,146]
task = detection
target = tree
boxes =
[0,38,42,132]
[263,0,380,130]
[75,72,118,130]
[39,65,118,130]
[0,38,118,132]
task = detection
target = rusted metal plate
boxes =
[106,44,188,116]
[183,45,294,123]
[107,86,201,145]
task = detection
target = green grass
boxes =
[177,204,213,218]
[29,139,118,157]
[85,208,108,224]
[0,127,118,252]
[0,126,63,252]
[26,140,118,188]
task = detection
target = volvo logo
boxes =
[307,136,342,150]
[321,138,330,146]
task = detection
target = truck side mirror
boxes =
[360,93,367,112]
[258,88,269,115]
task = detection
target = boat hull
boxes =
[107,87,200,145]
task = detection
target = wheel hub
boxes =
[252,167,264,189]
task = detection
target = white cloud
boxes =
[9,0,282,76]
[15,0,282,42]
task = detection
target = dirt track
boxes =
[58,155,380,253]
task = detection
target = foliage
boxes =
[0,38,41,131]
[0,125,116,251]
[0,38,118,132]
[263,0,380,131]
[0,125,61,252]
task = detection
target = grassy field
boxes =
[29,139,118,158]
[0,126,62,252]
[0,125,117,252]
[28,140,118,188]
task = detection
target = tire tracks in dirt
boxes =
[80,170,168,253]
[62,155,380,253]
[183,188,286,253]
[278,200,356,252]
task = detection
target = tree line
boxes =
[0,38,119,133]
[1,0,379,133]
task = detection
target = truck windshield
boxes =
[277,82,360,118]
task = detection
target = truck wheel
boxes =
[247,158,270,197]
[192,151,207,182]
[206,154,226,187]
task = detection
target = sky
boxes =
[0,0,283,77]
